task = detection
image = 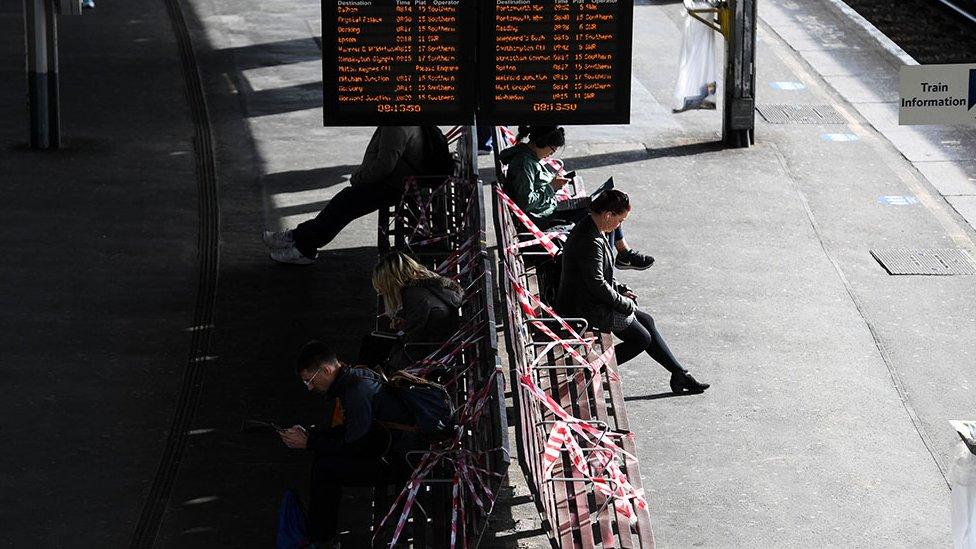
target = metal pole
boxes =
[722,0,757,148]
[46,0,61,148]
[23,0,60,149]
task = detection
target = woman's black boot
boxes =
[670,372,710,394]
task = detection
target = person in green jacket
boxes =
[498,125,654,271]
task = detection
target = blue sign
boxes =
[878,195,919,206]
[770,82,805,91]
[821,133,858,142]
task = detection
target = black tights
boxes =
[612,309,687,373]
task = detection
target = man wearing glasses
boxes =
[279,341,420,547]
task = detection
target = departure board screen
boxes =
[479,0,634,125]
[322,0,477,126]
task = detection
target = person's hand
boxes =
[279,425,308,449]
[623,290,639,301]
[550,176,570,191]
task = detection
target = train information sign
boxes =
[479,0,634,125]
[322,0,477,126]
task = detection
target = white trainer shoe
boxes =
[262,229,294,249]
[270,246,314,265]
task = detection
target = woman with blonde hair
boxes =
[369,251,463,370]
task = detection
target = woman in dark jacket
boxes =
[372,251,463,370]
[497,125,654,270]
[556,190,709,394]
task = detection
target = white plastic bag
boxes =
[673,1,718,112]
[951,442,976,549]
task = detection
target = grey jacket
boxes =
[556,215,634,329]
[350,126,425,190]
[388,279,463,369]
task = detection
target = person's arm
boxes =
[577,238,634,315]
[511,158,556,216]
[305,424,343,452]
[350,127,410,187]
[399,286,433,344]
[336,372,379,445]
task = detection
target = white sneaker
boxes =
[262,229,294,249]
[270,246,314,265]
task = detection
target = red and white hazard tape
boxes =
[494,186,565,257]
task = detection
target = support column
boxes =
[24,0,60,149]
[722,0,756,148]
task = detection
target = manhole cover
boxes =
[870,248,976,275]
[756,104,847,124]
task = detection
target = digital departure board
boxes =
[322,0,477,126]
[479,0,634,125]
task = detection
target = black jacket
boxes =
[556,215,634,329]
[389,280,463,369]
[306,366,417,456]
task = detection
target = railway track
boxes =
[841,0,976,63]
[935,0,976,26]
[127,0,220,545]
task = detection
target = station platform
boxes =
[0,0,973,547]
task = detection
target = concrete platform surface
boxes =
[0,0,974,547]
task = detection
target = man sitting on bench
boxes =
[498,125,654,270]
[279,341,425,547]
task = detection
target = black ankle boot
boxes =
[670,372,710,394]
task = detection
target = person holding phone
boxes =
[280,341,424,547]
[498,125,654,270]
[556,190,710,394]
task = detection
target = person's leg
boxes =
[612,316,652,365]
[613,227,655,270]
[633,309,687,374]
[307,451,401,543]
[291,182,401,258]
[614,228,626,252]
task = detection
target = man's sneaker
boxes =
[615,249,655,270]
[262,229,294,249]
[270,246,314,265]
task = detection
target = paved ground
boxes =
[0,0,973,547]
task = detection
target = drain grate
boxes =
[870,248,976,275]
[756,104,847,124]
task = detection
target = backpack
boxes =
[413,126,456,177]
[379,369,457,442]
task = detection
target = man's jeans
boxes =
[292,180,403,258]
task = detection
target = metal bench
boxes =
[491,125,655,548]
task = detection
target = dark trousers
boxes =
[612,309,687,373]
[308,449,409,542]
[292,180,403,258]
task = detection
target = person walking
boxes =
[263,126,427,265]
[556,189,710,394]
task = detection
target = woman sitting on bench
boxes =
[556,189,710,394]
[367,251,464,371]
[498,125,654,270]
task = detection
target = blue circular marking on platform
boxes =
[821,133,859,142]
[769,81,806,91]
[877,196,919,206]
